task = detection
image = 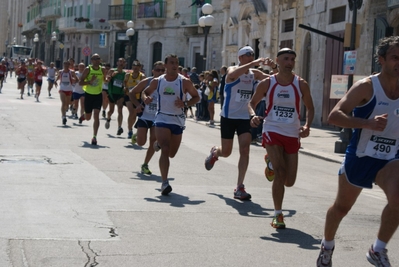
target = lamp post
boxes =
[126,20,135,69]
[51,31,57,63]
[198,4,214,72]
[33,33,39,59]
[12,37,16,45]
[22,35,27,46]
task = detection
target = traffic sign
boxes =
[82,46,91,56]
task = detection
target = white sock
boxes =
[373,239,387,253]
[274,210,282,216]
[322,238,335,250]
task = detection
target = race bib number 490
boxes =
[364,135,398,160]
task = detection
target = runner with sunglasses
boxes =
[128,61,165,175]
[205,45,275,201]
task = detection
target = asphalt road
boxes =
[0,77,397,267]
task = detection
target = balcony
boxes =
[108,5,135,22]
[41,6,62,19]
[22,20,38,34]
[76,19,112,33]
[137,1,166,20]
[58,17,77,32]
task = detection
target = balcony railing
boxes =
[108,5,135,21]
[22,20,37,33]
[137,1,166,19]
[75,19,111,32]
[41,6,62,18]
[58,17,77,30]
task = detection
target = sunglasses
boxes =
[92,58,101,60]
[154,68,165,72]
[244,52,254,57]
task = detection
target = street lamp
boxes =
[198,4,214,72]
[22,35,27,46]
[12,37,16,45]
[51,31,57,63]
[126,20,135,68]
[33,33,39,59]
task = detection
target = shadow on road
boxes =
[80,141,110,149]
[144,192,205,208]
[260,228,320,250]
[208,193,274,217]
[131,172,166,182]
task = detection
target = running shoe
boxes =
[27,91,30,96]
[102,110,106,118]
[127,130,133,139]
[117,127,124,135]
[316,246,334,267]
[131,133,137,145]
[234,184,252,200]
[105,119,110,129]
[366,245,391,267]
[161,181,172,195]
[79,115,85,124]
[153,141,161,152]
[205,146,218,170]
[264,154,275,182]
[91,137,97,145]
[73,113,78,119]
[62,117,67,125]
[141,163,152,175]
[271,213,286,229]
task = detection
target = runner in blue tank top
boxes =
[317,36,399,267]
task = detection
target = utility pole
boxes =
[334,0,363,153]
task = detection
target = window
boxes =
[283,18,294,33]
[280,39,293,49]
[330,6,346,24]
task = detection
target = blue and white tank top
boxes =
[348,75,399,160]
[221,69,256,119]
[141,77,157,121]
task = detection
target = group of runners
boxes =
[3,35,399,266]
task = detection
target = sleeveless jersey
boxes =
[140,77,157,121]
[17,67,27,78]
[47,67,56,79]
[263,74,302,138]
[59,70,73,91]
[108,69,126,95]
[27,64,35,77]
[221,69,256,119]
[0,65,6,76]
[155,74,185,127]
[126,72,145,98]
[83,65,103,95]
[347,75,399,160]
[34,68,45,82]
[74,71,85,94]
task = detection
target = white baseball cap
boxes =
[237,46,254,57]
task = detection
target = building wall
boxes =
[0,1,8,56]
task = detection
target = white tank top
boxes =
[221,69,255,119]
[73,71,84,94]
[154,74,185,127]
[59,71,73,91]
[263,74,302,138]
[47,67,56,79]
[350,75,399,160]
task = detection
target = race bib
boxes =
[38,75,42,80]
[19,74,25,78]
[270,105,295,123]
[147,103,157,114]
[364,135,398,160]
[113,79,123,88]
[235,89,252,102]
[0,71,3,75]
